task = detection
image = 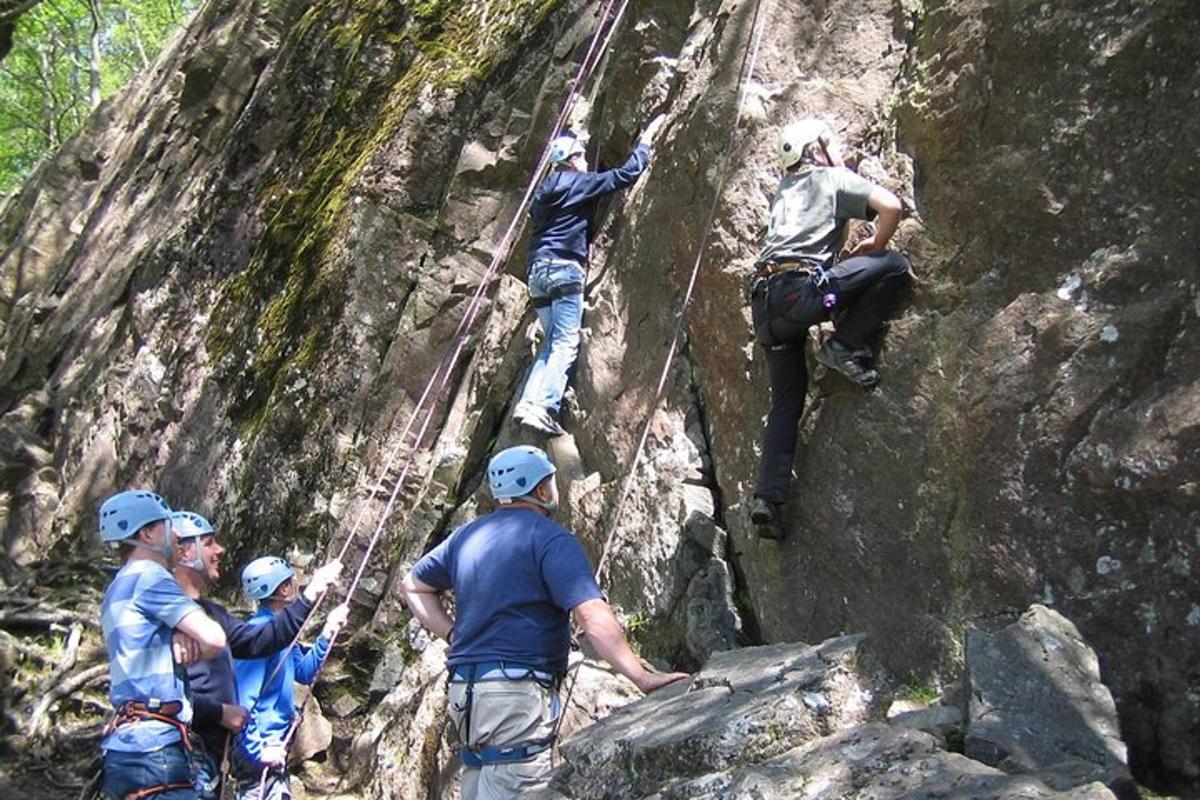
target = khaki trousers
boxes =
[448,679,558,800]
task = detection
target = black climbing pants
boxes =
[750,250,911,502]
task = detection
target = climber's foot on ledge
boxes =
[517,406,566,437]
[817,338,879,390]
[751,497,787,540]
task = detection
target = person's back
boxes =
[421,507,598,673]
[401,445,688,800]
[760,165,878,267]
[526,146,649,266]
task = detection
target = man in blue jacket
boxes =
[230,557,349,800]
[401,445,688,799]
[169,511,343,799]
[513,114,666,436]
[97,489,228,800]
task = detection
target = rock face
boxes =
[965,605,1135,798]
[0,0,1197,795]
[532,637,1119,800]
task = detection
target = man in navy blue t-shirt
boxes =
[401,445,687,799]
[512,115,666,437]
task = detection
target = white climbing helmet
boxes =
[548,134,586,166]
[777,118,830,168]
[242,556,295,601]
[488,445,557,502]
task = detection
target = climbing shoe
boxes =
[519,407,566,437]
[817,338,879,389]
[750,497,787,540]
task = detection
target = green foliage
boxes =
[0,0,199,192]
[897,682,939,705]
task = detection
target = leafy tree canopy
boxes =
[0,0,199,193]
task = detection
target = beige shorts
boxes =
[447,678,559,800]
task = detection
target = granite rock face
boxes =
[0,0,1197,794]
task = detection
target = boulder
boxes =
[541,637,882,798]
[965,605,1135,798]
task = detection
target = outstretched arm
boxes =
[572,599,689,694]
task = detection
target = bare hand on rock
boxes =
[639,114,667,146]
[635,669,690,694]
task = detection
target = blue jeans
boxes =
[194,747,221,800]
[102,743,196,799]
[516,259,584,415]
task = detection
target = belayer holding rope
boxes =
[512,113,667,436]
[168,511,344,800]
[400,445,689,799]
[229,557,350,800]
[749,118,911,539]
[96,490,229,800]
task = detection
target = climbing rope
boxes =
[237,2,635,794]
[593,0,773,587]
[551,0,775,755]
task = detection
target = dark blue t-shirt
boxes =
[411,508,603,673]
[526,143,650,266]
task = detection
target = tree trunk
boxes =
[87,0,101,109]
[124,9,148,70]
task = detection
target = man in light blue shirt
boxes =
[98,489,228,800]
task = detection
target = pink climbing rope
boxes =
[244,2,635,794]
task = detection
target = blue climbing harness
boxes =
[448,661,564,768]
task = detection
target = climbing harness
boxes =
[103,700,193,750]
[448,661,566,767]
[528,258,585,308]
[752,257,839,311]
[97,702,196,800]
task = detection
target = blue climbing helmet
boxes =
[98,489,172,543]
[171,511,214,540]
[172,511,215,573]
[241,556,294,601]
[548,134,585,166]
[487,445,556,502]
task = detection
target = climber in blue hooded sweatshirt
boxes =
[512,113,667,436]
[230,557,349,800]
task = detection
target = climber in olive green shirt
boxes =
[748,118,910,538]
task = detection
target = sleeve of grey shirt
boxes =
[833,168,879,221]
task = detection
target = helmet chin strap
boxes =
[178,540,206,574]
[154,517,177,568]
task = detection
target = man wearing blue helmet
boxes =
[97,489,228,800]
[170,511,344,799]
[512,113,667,436]
[230,556,350,800]
[401,445,687,799]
